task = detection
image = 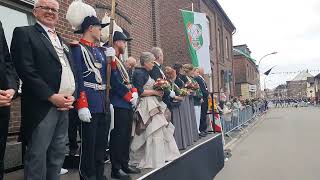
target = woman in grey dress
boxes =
[181,64,200,142]
[164,67,188,150]
[173,64,195,147]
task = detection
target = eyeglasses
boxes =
[35,6,59,13]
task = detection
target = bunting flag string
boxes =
[269,69,320,75]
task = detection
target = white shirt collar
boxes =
[154,61,161,66]
[37,21,55,33]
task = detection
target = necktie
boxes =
[48,29,56,38]
[48,29,59,45]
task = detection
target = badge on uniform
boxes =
[94,62,102,69]
[62,43,70,53]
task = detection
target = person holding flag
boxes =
[100,17,141,179]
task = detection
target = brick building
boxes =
[233,44,260,99]
[1,0,236,139]
[286,70,314,98]
[273,84,288,99]
[159,0,236,96]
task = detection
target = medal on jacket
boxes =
[94,62,102,69]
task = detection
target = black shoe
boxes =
[199,131,207,137]
[111,169,131,180]
[122,166,141,174]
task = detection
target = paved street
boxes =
[215,106,320,180]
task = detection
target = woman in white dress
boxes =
[130,52,180,169]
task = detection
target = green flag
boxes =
[181,10,211,74]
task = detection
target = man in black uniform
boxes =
[0,21,18,180]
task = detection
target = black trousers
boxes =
[68,109,80,151]
[0,107,9,180]
[110,107,133,172]
[199,97,208,132]
[79,113,110,180]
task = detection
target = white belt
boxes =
[84,81,106,90]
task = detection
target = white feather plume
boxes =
[101,13,123,43]
[66,0,97,31]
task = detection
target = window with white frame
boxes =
[0,4,35,47]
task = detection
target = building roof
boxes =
[291,70,314,81]
[275,84,287,90]
[212,0,236,31]
[233,44,257,63]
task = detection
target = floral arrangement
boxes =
[185,81,200,91]
[153,78,171,91]
[176,88,189,96]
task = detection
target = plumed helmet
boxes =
[66,0,97,32]
[100,13,123,43]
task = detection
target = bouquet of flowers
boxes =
[171,83,188,97]
[185,81,200,91]
[153,78,171,91]
[176,88,189,96]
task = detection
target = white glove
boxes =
[130,93,139,108]
[132,92,139,99]
[169,90,176,98]
[78,108,92,123]
[105,47,116,58]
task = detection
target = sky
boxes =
[218,0,320,89]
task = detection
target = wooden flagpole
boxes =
[106,0,116,105]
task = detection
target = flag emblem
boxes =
[187,23,203,51]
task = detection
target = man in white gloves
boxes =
[66,1,110,179]
[103,31,141,179]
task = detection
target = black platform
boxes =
[137,134,225,180]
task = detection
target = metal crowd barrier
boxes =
[221,102,267,134]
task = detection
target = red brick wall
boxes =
[233,55,259,97]
[55,0,159,59]
[233,55,247,83]
[159,0,235,96]
[159,0,192,66]
[199,0,234,96]
[7,97,21,141]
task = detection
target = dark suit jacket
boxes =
[0,21,18,92]
[150,63,165,80]
[0,21,18,115]
[194,76,209,99]
[10,23,77,143]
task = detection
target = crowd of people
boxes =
[272,98,313,108]
[0,0,219,180]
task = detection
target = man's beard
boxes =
[118,47,125,54]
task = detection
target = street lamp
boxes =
[257,52,277,94]
[258,51,278,67]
